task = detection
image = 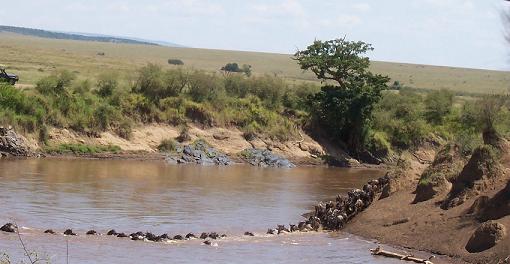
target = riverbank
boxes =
[345,145,510,264]
[8,123,381,168]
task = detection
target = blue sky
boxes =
[0,0,508,70]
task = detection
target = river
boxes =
[0,158,408,264]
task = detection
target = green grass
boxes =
[43,143,121,154]
[1,32,509,94]
[157,138,178,152]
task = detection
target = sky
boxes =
[0,0,508,70]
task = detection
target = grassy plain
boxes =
[1,32,509,93]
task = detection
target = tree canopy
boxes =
[295,38,389,154]
[221,63,252,76]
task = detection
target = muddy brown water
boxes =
[0,158,410,263]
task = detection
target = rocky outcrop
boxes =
[465,221,507,253]
[165,140,232,166]
[0,127,31,157]
[241,148,295,168]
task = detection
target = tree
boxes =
[221,62,252,76]
[221,63,241,73]
[424,89,453,125]
[294,38,389,153]
[168,59,184,65]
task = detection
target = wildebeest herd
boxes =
[1,175,390,245]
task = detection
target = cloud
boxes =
[352,3,371,12]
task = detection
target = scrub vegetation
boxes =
[0,36,509,160]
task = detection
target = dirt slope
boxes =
[346,148,510,264]
[40,124,332,164]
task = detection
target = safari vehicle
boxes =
[0,66,19,85]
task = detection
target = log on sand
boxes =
[370,247,435,264]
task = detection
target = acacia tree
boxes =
[294,38,389,154]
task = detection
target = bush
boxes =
[115,119,133,139]
[176,125,191,142]
[168,59,184,65]
[187,71,224,102]
[38,125,49,144]
[221,62,252,76]
[158,138,178,152]
[36,70,75,96]
[367,131,392,157]
[424,89,453,125]
[242,121,259,141]
[96,72,119,97]
[44,143,121,154]
[132,64,188,101]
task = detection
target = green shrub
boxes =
[115,119,133,139]
[367,131,392,157]
[168,59,184,65]
[96,72,118,97]
[187,70,224,102]
[424,89,453,125]
[242,121,259,140]
[158,138,178,152]
[36,70,75,96]
[44,143,121,154]
[38,125,49,144]
[184,101,214,127]
[176,125,191,142]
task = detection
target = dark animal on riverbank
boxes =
[117,233,128,238]
[64,229,76,236]
[86,230,98,235]
[200,232,209,239]
[173,235,184,240]
[264,175,390,234]
[44,229,56,234]
[107,229,118,236]
[159,234,170,240]
[208,232,219,239]
[299,175,390,231]
[130,232,144,241]
[244,232,254,236]
[186,233,197,239]
[145,232,158,241]
[0,223,16,233]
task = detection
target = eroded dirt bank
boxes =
[18,123,368,166]
[345,145,510,264]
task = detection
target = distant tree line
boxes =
[0,25,158,46]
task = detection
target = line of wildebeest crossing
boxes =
[1,175,390,245]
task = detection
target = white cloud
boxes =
[352,3,371,12]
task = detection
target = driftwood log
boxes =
[370,247,435,264]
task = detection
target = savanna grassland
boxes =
[1,32,510,94]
